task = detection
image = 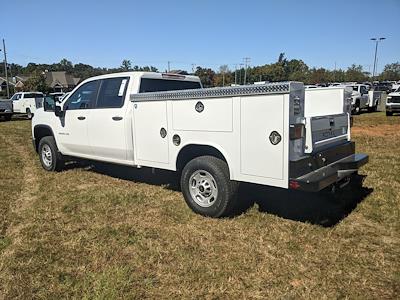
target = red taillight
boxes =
[289,180,300,189]
[289,123,305,140]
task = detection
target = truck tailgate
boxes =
[305,113,349,153]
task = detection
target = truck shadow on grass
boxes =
[86,162,372,227]
[241,178,373,227]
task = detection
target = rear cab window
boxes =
[139,78,202,93]
[96,77,129,108]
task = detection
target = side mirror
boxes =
[54,105,64,117]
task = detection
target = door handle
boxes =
[77,116,86,120]
[112,116,123,121]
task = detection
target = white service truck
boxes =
[386,87,400,116]
[31,72,368,217]
[344,84,369,114]
[11,92,44,119]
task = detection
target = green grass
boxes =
[0,113,399,299]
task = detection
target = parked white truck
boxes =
[386,87,400,116]
[343,84,369,114]
[11,92,44,119]
[31,72,368,217]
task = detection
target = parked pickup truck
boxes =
[386,87,400,116]
[0,99,13,121]
[31,72,368,217]
[11,92,44,119]
[342,84,369,114]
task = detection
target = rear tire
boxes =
[386,111,393,116]
[180,156,239,218]
[38,136,64,171]
[26,108,33,119]
[4,114,12,121]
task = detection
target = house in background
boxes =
[0,77,16,93]
[45,71,81,92]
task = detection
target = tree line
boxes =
[1,54,399,91]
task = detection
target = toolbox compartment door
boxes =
[240,95,285,180]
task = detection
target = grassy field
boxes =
[0,112,399,299]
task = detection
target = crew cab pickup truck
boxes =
[386,87,400,116]
[11,92,44,119]
[343,84,369,114]
[32,72,368,218]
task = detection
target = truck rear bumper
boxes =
[289,142,368,192]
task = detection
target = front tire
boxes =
[4,114,12,121]
[386,111,393,116]
[26,108,33,119]
[38,136,64,171]
[180,156,239,218]
[352,102,361,115]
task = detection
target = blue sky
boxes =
[2,0,399,73]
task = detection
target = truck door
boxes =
[133,101,169,164]
[11,93,22,112]
[57,80,99,156]
[88,77,129,161]
[240,95,285,180]
[360,86,369,108]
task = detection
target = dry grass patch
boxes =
[0,113,399,299]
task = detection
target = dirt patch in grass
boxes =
[352,123,400,137]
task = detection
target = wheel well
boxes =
[33,125,54,152]
[176,144,228,171]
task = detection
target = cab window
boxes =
[96,77,129,108]
[11,94,21,100]
[64,80,99,110]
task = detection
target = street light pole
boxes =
[370,37,386,81]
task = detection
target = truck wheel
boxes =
[38,136,64,171]
[26,108,33,119]
[386,111,393,116]
[353,103,360,115]
[180,156,239,218]
[4,114,12,121]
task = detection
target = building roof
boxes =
[45,71,80,88]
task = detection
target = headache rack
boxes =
[130,82,302,102]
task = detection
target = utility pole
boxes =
[370,37,385,80]
[243,57,250,85]
[2,39,10,98]
[167,61,171,72]
[234,64,238,85]
[239,63,244,85]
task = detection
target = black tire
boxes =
[26,108,33,119]
[4,114,12,121]
[38,136,64,171]
[352,102,361,115]
[180,156,239,218]
[386,111,393,116]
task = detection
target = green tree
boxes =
[345,64,367,82]
[120,60,132,71]
[380,62,400,81]
[194,67,216,88]
[23,71,49,93]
